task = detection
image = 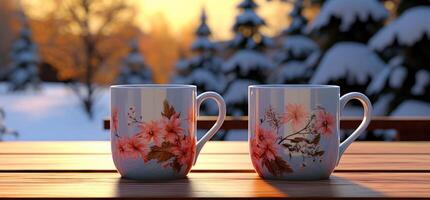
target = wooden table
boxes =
[0,141,429,199]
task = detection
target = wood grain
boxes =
[1,141,430,154]
[0,153,429,172]
[1,142,429,198]
[0,172,429,198]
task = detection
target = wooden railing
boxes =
[103,116,430,141]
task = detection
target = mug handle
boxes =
[194,92,226,165]
[337,92,372,165]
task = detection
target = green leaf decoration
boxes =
[161,99,176,119]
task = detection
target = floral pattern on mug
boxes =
[251,104,335,176]
[250,124,293,176]
[113,99,195,173]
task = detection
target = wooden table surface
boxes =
[0,141,429,199]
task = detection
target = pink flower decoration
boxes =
[125,135,149,160]
[314,110,335,136]
[283,104,309,131]
[172,136,195,166]
[250,137,264,175]
[138,120,166,146]
[111,108,119,133]
[116,137,129,159]
[254,124,279,161]
[162,113,184,144]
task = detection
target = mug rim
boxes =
[249,84,340,89]
[111,84,196,89]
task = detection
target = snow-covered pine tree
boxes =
[6,11,40,91]
[308,0,388,51]
[397,0,430,15]
[282,0,307,36]
[116,39,152,84]
[310,42,386,95]
[269,0,320,84]
[308,0,389,95]
[367,6,430,116]
[222,0,274,116]
[172,9,225,115]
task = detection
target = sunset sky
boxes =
[135,0,291,40]
[23,0,292,40]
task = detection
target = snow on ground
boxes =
[0,83,110,141]
[311,42,386,85]
[369,6,430,51]
[309,0,388,32]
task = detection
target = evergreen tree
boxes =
[269,0,320,84]
[172,9,225,115]
[311,42,386,95]
[282,0,307,36]
[6,11,40,91]
[222,0,274,116]
[308,0,388,51]
[308,0,388,95]
[397,0,430,15]
[368,6,430,115]
[116,39,152,84]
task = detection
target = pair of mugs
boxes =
[111,84,372,180]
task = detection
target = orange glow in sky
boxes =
[137,0,291,40]
[24,0,291,40]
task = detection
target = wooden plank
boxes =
[1,141,430,155]
[0,141,111,154]
[0,172,429,198]
[0,153,429,172]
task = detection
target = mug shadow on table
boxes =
[258,175,385,198]
[115,177,194,198]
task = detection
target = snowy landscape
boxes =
[0,0,429,141]
[0,83,110,141]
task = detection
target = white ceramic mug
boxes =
[111,84,226,180]
[248,85,372,180]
